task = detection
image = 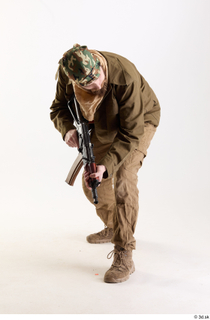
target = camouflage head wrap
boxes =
[58,44,101,86]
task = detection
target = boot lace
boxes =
[107,248,129,271]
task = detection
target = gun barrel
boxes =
[91,187,98,205]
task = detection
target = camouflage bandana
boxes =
[58,44,101,86]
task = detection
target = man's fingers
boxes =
[84,164,106,188]
[84,171,90,178]
[67,139,77,147]
[83,171,91,190]
[90,172,99,179]
[65,129,79,148]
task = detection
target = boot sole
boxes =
[104,263,135,283]
[86,238,112,244]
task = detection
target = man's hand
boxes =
[84,165,106,190]
[65,129,79,148]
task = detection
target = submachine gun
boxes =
[65,95,100,204]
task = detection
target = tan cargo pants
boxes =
[82,123,156,250]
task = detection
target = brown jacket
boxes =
[50,51,161,178]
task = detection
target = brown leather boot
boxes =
[86,227,113,244]
[104,245,135,283]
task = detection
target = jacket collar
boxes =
[99,51,132,86]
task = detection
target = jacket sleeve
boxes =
[50,67,75,140]
[97,81,145,178]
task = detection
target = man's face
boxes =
[83,67,107,96]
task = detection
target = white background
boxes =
[0,0,210,315]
